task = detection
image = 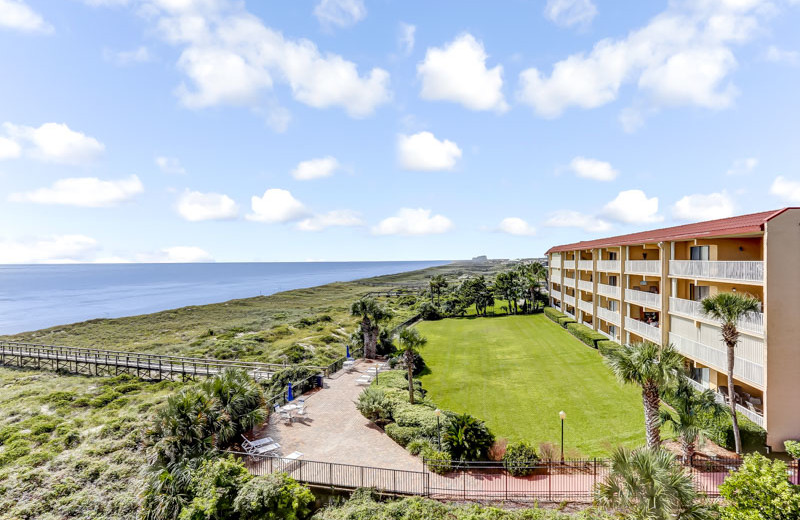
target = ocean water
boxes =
[0,261,448,335]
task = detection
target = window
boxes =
[690,284,710,302]
[608,252,618,260]
[609,300,618,312]
[608,275,618,287]
[690,246,709,261]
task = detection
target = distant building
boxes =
[546,208,800,451]
[471,255,488,262]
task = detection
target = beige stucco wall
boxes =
[764,209,800,450]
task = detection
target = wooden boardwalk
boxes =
[0,340,323,382]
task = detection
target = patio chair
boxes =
[242,434,274,448]
[254,442,281,455]
[280,409,292,424]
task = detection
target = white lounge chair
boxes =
[242,434,274,448]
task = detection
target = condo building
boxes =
[546,208,800,451]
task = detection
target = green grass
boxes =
[416,314,648,457]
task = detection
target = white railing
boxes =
[626,289,662,309]
[562,258,576,271]
[597,260,620,272]
[550,268,561,281]
[550,289,561,301]
[550,257,562,269]
[578,279,593,292]
[625,317,661,343]
[625,260,661,275]
[597,328,614,341]
[684,378,764,427]
[597,283,621,299]
[578,260,593,271]
[578,299,593,314]
[564,294,576,306]
[563,276,576,287]
[668,297,764,335]
[669,260,763,284]
[597,307,621,326]
[669,333,764,388]
[564,309,575,319]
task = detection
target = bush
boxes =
[392,403,443,437]
[719,453,800,520]
[544,306,565,323]
[422,447,452,475]
[703,412,767,453]
[233,473,314,520]
[384,423,419,448]
[443,413,495,461]
[356,387,393,425]
[180,456,252,520]
[407,438,434,456]
[418,302,442,321]
[556,316,576,328]
[597,340,621,357]
[565,322,607,348]
[785,440,800,460]
[503,442,539,476]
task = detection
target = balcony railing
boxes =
[578,279,593,292]
[550,268,561,281]
[562,259,576,271]
[685,378,764,428]
[625,260,661,275]
[564,309,576,319]
[550,289,561,301]
[626,289,662,309]
[564,294,576,307]
[597,260,620,272]
[578,299,593,314]
[625,317,661,343]
[597,283,620,299]
[578,260,593,271]
[597,307,621,326]
[669,297,764,336]
[550,257,562,269]
[597,328,615,341]
[669,260,763,284]
[669,333,764,388]
[563,276,576,287]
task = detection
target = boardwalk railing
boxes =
[235,452,800,502]
[0,340,325,382]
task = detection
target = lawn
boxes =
[416,314,647,457]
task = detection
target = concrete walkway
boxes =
[253,359,422,472]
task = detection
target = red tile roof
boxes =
[546,208,795,254]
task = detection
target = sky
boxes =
[1,0,799,263]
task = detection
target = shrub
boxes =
[90,390,121,408]
[418,302,442,321]
[392,403,443,437]
[384,423,419,448]
[407,438,434,456]
[503,442,539,476]
[0,439,32,465]
[544,306,565,323]
[719,453,800,520]
[422,447,452,475]
[597,340,621,357]
[565,322,607,348]
[556,316,576,328]
[233,473,314,520]
[23,415,61,435]
[443,413,495,461]
[356,387,393,425]
[785,440,800,460]
[180,456,252,520]
[702,412,767,453]
[43,391,77,406]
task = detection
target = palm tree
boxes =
[701,292,761,455]
[595,447,715,520]
[397,327,426,404]
[660,378,728,462]
[351,297,393,359]
[605,341,684,448]
[147,387,214,466]
[201,368,267,449]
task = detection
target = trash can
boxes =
[316,374,323,388]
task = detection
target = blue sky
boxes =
[1,0,799,263]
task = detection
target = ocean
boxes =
[0,261,448,335]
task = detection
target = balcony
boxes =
[597,283,621,299]
[551,257,562,269]
[565,309,576,319]
[597,260,620,272]
[578,279,593,292]
[562,259,576,271]
[625,260,661,276]
[597,307,621,326]
[564,294,576,306]
[578,299,593,314]
[669,260,763,284]
[626,317,661,343]
[685,378,764,428]
[550,289,562,301]
[550,268,561,280]
[578,260,594,271]
[625,289,662,310]
[669,333,764,388]
[669,297,764,336]
[563,276,576,288]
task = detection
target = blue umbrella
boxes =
[287,382,294,401]
[346,344,350,358]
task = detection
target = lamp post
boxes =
[435,409,442,450]
[559,410,566,462]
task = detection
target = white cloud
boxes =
[770,176,800,203]
[544,0,597,28]
[313,0,365,29]
[159,246,213,263]
[247,188,308,223]
[544,210,612,233]
[156,156,186,174]
[518,1,767,119]
[140,0,390,118]
[9,175,143,207]
[296,210,363,231]
[291,156,340,180]
[397,131,462,171]
[726,157,758,175]
[0,136,21,159]
[602,189,663,224]
[497,217,536,236]
[418,33,508,112]
[373,208,453,236]
[176,190,238,221]
[672,191,735,221]
[0,0,53,33]
[0,235,99,264]
[3,122,104,164]
[398,22,415,55]
[764,45,799,65]
[569,156,618,181]
[103,45,151,66]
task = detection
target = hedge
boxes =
[566,322,608,349]
[598,340,622,357]
[384,423,420,447]
[543,306,565,323]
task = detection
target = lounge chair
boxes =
[242,434,274,448]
